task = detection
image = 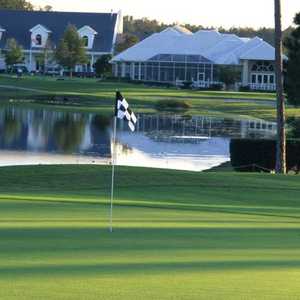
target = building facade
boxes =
[111,26,283,91]
[0,9,123,72]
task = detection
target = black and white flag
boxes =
[115,91,137,132]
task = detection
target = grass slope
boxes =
[2,75,297,120]
[0,165,300,299]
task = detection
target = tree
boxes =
[93,55,112,77]
[284,13,300,106]
[115,33,139,53]
[35,38,54,74]
[218,66,241,90]
[4,38,23,70]
[274,0,286,174]
[55,25,88,77]
[0,0,34,10]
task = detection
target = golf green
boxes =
[0,165,299,299]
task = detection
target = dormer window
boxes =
[83,36,89,47]
[78,26,98,49]
[35,34,42,46]
[30,24,51,48]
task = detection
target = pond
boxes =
[0,104,276,171]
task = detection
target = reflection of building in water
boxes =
[0,106,111,157]
[118,114,276,142]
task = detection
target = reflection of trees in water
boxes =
[92,114,111,130]
[3,111,22,145]
[53,114,87,153]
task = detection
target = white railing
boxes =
[191,81,223,89]
[249,83,276,91]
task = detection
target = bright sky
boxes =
[30,0,300,29]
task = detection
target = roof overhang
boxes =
[30,24,51,33]
[78,25,98,35]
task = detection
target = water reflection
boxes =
[0,105,111,157]
[115,115,276,171]
[0,105,276,171]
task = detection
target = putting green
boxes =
[0,165,300,299]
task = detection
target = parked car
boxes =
[7,65,29,74]
[45,67,63,76]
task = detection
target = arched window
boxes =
[35,34,42,46]
[83,36,89,47]
[251,61,274,72]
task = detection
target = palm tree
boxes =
[274,0,286,174]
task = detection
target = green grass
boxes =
[0,165,300,299]
[2,74,299,120]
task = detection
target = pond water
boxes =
[0,105,276,171]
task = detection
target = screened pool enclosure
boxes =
[112,54,229,87]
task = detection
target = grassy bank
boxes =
[1,74,297,120]
[0,165,300,299]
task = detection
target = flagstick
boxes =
[109,115,117,233]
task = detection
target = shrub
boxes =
[155,100,191,111]
[239,85,251,92]
[181,81,193,89]
[230,139,300,173]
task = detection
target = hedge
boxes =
[230,139,300,172]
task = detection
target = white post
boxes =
[29,47,32,72]
[109,116,117,232]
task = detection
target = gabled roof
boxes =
[30,24,52,33]
[0,9,120,53]
[112,26,280,64]
[78,25,98,35]
[0,26,5,32]
[239,39,275,60]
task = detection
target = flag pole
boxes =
[109,93,118,233]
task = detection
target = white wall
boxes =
[78,27,96,50]
[0,57,6,70]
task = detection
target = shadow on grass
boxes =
[2,258,300,278]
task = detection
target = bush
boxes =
[181,81,193,89]
[239,85,251,92]
[195,84,223,91]
[155,100,191,111]
[230,139,300,173]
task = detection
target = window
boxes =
[251,61,275,72]
[269,75,274,84]
[35,34,42,46]
[252,74,256,83]
[257,75,262,84]
[83,36,89,47]
[263,75,268,84]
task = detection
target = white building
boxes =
[0,9,123,73]
[111,26,283,91]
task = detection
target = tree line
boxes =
[0,0,52,11]
[122,15,293,47]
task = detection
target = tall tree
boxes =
[115,33,139,53]
[274,0,286,174]
[284,13,300,106]
[55,25,88,77]
[0,0,34,10]
[4,38,23,70]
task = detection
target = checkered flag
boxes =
[115,91,137,132]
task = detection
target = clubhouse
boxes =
[0,9,123,73]
[111,26,282,91]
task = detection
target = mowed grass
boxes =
[0,165,300,299]
[2,74,297,120]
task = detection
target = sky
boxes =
[30,0,300,29]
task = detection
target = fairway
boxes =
[0,75,287,121]
[0,165,300,299]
